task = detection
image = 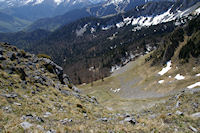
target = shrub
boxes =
[37,54,51,59]
[20,50,26,57]
[46,64,54,73]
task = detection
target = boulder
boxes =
[61,90,71,96]
[176,110,183,116]
[191,112,200,118]
[60,118,73,125]
[124,117,136,125]
[2,93,17,98]
[20,122,32,130]
[0,55,5,60]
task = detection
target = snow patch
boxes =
[174,74,185,80]
[116,22,125,28]
[124,17,132,25]
[102,25,114,30]
[24,0,34,5]
[90,27,96,33]
[105,0,124,6]
[54,0,64,5]
[76,24,88,36]
[33,0,44,5]
[187,82,200,89]
[108,33,117,40]
[132,26,142,32]
[158,61,172,76]
[110,65,121,73]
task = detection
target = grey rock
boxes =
[21,114,34,120]
[20,122,32,129]
[36,125,44,131]
[36,117,45,123]
[2,106,12,112]
[46,130,56,133]
[13,102,21,106]
[72,86,80,93]
[43,112,52,118]
[176,101,181,108]
[100,117,108,122]
[149,114,157,119]
[193,103,198,108]
[0,55,5,60]
[21,114,44,123]
[167,113,172,116]
[62,74,71,85]
[124,113,131,117]
[60,118,73,125]
[88,96,99,104]
[61,90,71,96]
[189,125,198,132]
[176,110,183,116]
[191,112,200,118]
[2,93,17,98]
[124,117,136,125]
[83,113,88,117]
[33,57,39,63]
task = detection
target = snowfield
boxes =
[175,74,185,80]
[158,61,172,76]
[187,82,200,89]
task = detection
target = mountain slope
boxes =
[26,9,91,32]
[1,41,200,132]
[26,1,200,84]
[26,0,199,32]
[0,0,96,20]
[78,12,200,116]
[26,0,148,31]
[0,0,199,84]
[0,12,31,33]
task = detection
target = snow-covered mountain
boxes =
[0,0,105,21]
[0,0,105,8]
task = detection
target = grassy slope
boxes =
[79,35,200,112]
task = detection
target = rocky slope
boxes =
[0,42,110,132]
[0,42,200,132]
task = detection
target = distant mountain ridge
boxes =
[25,0,158,31]
[26,0,199,32]
[0,0,176,33]
[0,0,105,21]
